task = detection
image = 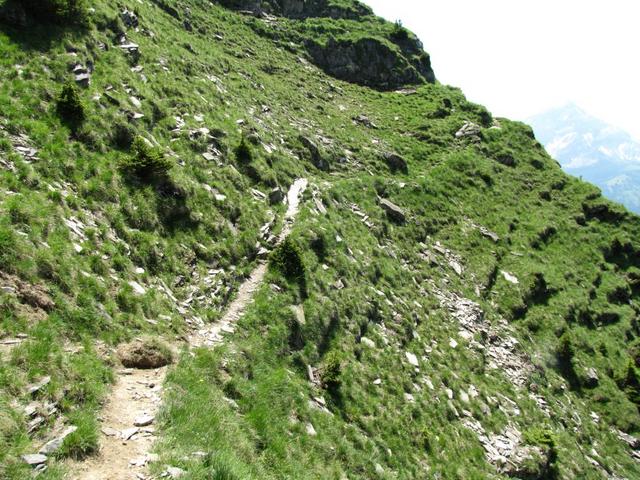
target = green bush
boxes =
[18,0,89,25]
[56,82,85,130]
[269,237,305,280]
[320,350,342,391]
[234,136,254,167]
[119,137,173,183]
[556,331,575,364]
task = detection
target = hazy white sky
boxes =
[361,0,640,139]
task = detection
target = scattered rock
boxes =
[448,259,463,276]
[405,351,419,367]
[353,114,377,128]
[128,280,147,295]
[101,426,119,437]
[27,376,51,396]
[501,271,519,284]
[75,72,91,87]
[455,121,482,139]
[479,227,500,243]
[121,8,139,28]
[121,427,139,441]
[614,429,640,450]
[133,414,155,427]
[305,422,317,436]
[165,466,186,478]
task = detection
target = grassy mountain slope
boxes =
[1,1,640,479]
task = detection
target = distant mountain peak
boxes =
[529,106,640,212]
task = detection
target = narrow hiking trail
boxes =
[70,367,167,480]
[192,178,308,347]
[68,179,307,480]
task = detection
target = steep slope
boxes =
[529,104,640,213]
[0,1,640,480]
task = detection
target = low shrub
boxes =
[234,136,254,167]
[56,82,85,130]
[18,0,89,25]
[320,350,342,391]
[269,237,305,280]
[119,137,172,183]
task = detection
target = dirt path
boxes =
[67,179,307,480]
[192,177,308,347]
[69,368,166,480]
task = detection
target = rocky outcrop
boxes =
[220,0,434,90]
[305,36,434,90]
[215,0,372,19]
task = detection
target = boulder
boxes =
[269,187,285,205]
[383,152,408,174]
[583,367,599,388]
[380,199,406,224]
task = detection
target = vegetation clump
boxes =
[234,135,254,167]
[270,237,305,280]
[119,136,173,183]
[117,337,173,369]
[15,0,89,25]
[56,82,85,130]
[320,350,342,392]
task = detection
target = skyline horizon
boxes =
[361,0,640,142]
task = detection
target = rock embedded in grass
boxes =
[22,453,47,466]
[379,198,406,223]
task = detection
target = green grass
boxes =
[0,0,640,478]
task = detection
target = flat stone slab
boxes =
[134,414,155,427]
[22,453,47,466]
